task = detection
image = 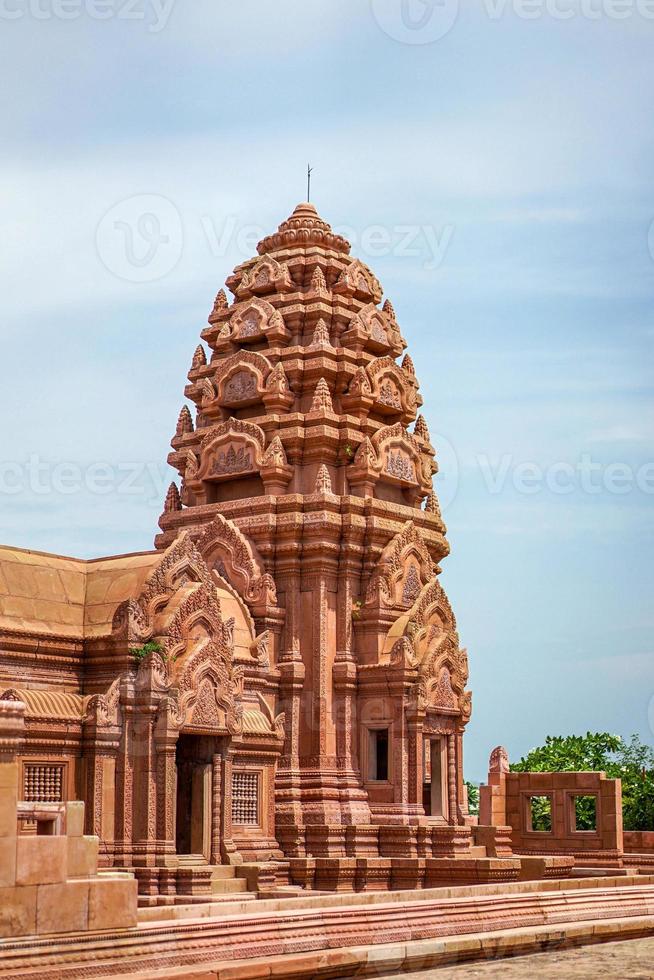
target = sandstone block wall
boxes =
[0,699,137,939]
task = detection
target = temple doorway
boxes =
[422,736,448,819]
[175,734,221,859]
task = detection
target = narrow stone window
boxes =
[573,795,597,831]
[23,764,64,803]
[528,795,552,832]
[231,771,260,825]
[368,728,389,781]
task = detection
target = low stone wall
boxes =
[0,699,137,940]
[624,831,654,853]
[480,764,623,866]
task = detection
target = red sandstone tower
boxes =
[156,203,472,865]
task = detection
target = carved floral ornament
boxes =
[84,678,121,729]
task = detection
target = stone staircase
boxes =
[211,865,254,898]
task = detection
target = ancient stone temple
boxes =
[0,203,475,900]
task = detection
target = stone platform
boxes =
[1,874,653,979]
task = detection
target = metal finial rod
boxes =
[307,164,313,202]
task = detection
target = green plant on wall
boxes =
[129,640,163,664]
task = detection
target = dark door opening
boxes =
[175,734,220,859]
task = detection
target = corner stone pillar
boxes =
[0,700,25,837]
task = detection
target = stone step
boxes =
[211,876,250,895]
[176,854,207,867]
[469,845,488,858]
[210,865,238,880]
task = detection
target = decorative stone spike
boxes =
[414,415,430,442]
[311,377,333,413]
[424,490,442,517]
[191,345,207,368]
[163,482,182,513]
[348,367,372,396]
[212,288,228,311]
[176,405,194,436]
[383,298,396,320]
[401,353,415,376]
[310,266,328,292]
[315,464,332,494]
[310,318,332,348]
[201,379,215,405]
[261,435,287,468]
[266,361,289,393]
[354,437,377,467]
[185,450,199,481]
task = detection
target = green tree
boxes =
[511,732,654,832]
[465,780,479,817]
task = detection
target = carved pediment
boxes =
[214,351,273,408]
[224,298,290,344]
[342,304,403,355]
[333,259,382,303]
[112,533,214,646]
[196,418,265,483]
[365,521,435,612]
[365,356,419,419]
[230,256,293,298]
[197,514,278,607]
[424,667,458,712]
[382,578,470,723]
[371,423,432,491]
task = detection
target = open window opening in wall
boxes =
[573,794,597,831]
[528,795,553,832]
[368,728,389,781]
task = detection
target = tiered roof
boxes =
[157,202,446,557]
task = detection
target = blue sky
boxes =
[1,1,653,780]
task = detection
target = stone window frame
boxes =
[20,758,70,804]
[566,791,600,835]
[522,792,554,834]
[231,768,262,828]
[362,723,393,785]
